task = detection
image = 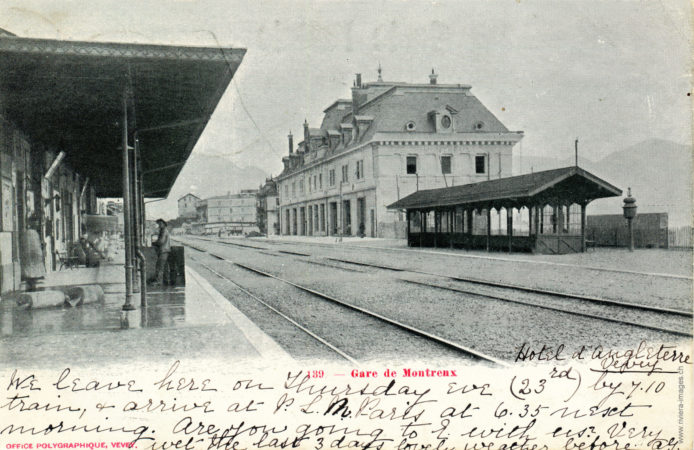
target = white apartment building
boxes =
[195,189,259,234]
[276,71,523,238]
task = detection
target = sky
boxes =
[1,0,691,219]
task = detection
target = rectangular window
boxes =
[292,182,296,196]
[406,156,417,174]
[329,169,335,186]
[441,155,452,174]
[356,160,364,179]
[319,173,323,189]
[475,155,486,174]
[299,180,304,194]
[341,164,349,183]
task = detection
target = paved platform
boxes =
[0,263,292,369]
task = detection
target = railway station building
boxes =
[0,30,244,300]
[276,70,524,239]
[387,166,622,254]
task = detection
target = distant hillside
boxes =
[515,139,692,226]
[171,153,270,199]
[145,152,270,220]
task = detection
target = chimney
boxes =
[303,119,310,152]
[288,131,293,155]
[429,68,438,85]
[355,73,362,88]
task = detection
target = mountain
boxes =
[588,139,692,226]
[515,139,692,226]
[145,152,270,220]
[170,153,270,199]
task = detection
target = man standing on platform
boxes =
[152,218,170,286]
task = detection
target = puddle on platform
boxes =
[1,285,188,336]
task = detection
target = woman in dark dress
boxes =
[20,214,46,291]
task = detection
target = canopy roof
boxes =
[0,35,245,197]
[388,166,622,210]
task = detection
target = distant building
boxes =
[195,190,259,234]
[276,69,523,238]
[256,178,279,236]
[177,193,200,219]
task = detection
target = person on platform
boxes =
[152,218,170,286]
[20,214,46,291]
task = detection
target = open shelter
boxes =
[387,166,622,253]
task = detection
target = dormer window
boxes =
[429,108,455,133]
[405,121,416,132]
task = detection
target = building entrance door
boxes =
[356,198,365,236]
[307,205,313,236]
[292,208,297,235]
[329,202,337,235]
[299,207,306,235]
[342,200,351,236]
[370,209,375,237]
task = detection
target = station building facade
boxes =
[0,114,97,293]
[276,71,523,238]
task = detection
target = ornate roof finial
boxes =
[377,62,383,82]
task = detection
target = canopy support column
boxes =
[419,210,423,248]
[121,88,135,311]
[486,207,491,252]
[507,207,513,252]
[134,134,147,307]
[580,202,587,252]
[448,207,455,248]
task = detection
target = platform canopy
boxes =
[388,166,622,211]
[0,35,245,197]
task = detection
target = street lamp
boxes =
[622,187,637,251]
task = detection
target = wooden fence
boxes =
[668,226,693,248]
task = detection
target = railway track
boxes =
[183,236,692,318]
[323,257,692,318]
[401,279,692,338]
[189,254,358,363]
[179,237,692,340]
[185,244,510,366]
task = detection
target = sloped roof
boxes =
[350,88,509,145]
[388,166,622,210]
[279,80,519,179]
[0,35,245,198]
[321,99,353,130]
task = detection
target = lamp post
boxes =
[622,187,637,251]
